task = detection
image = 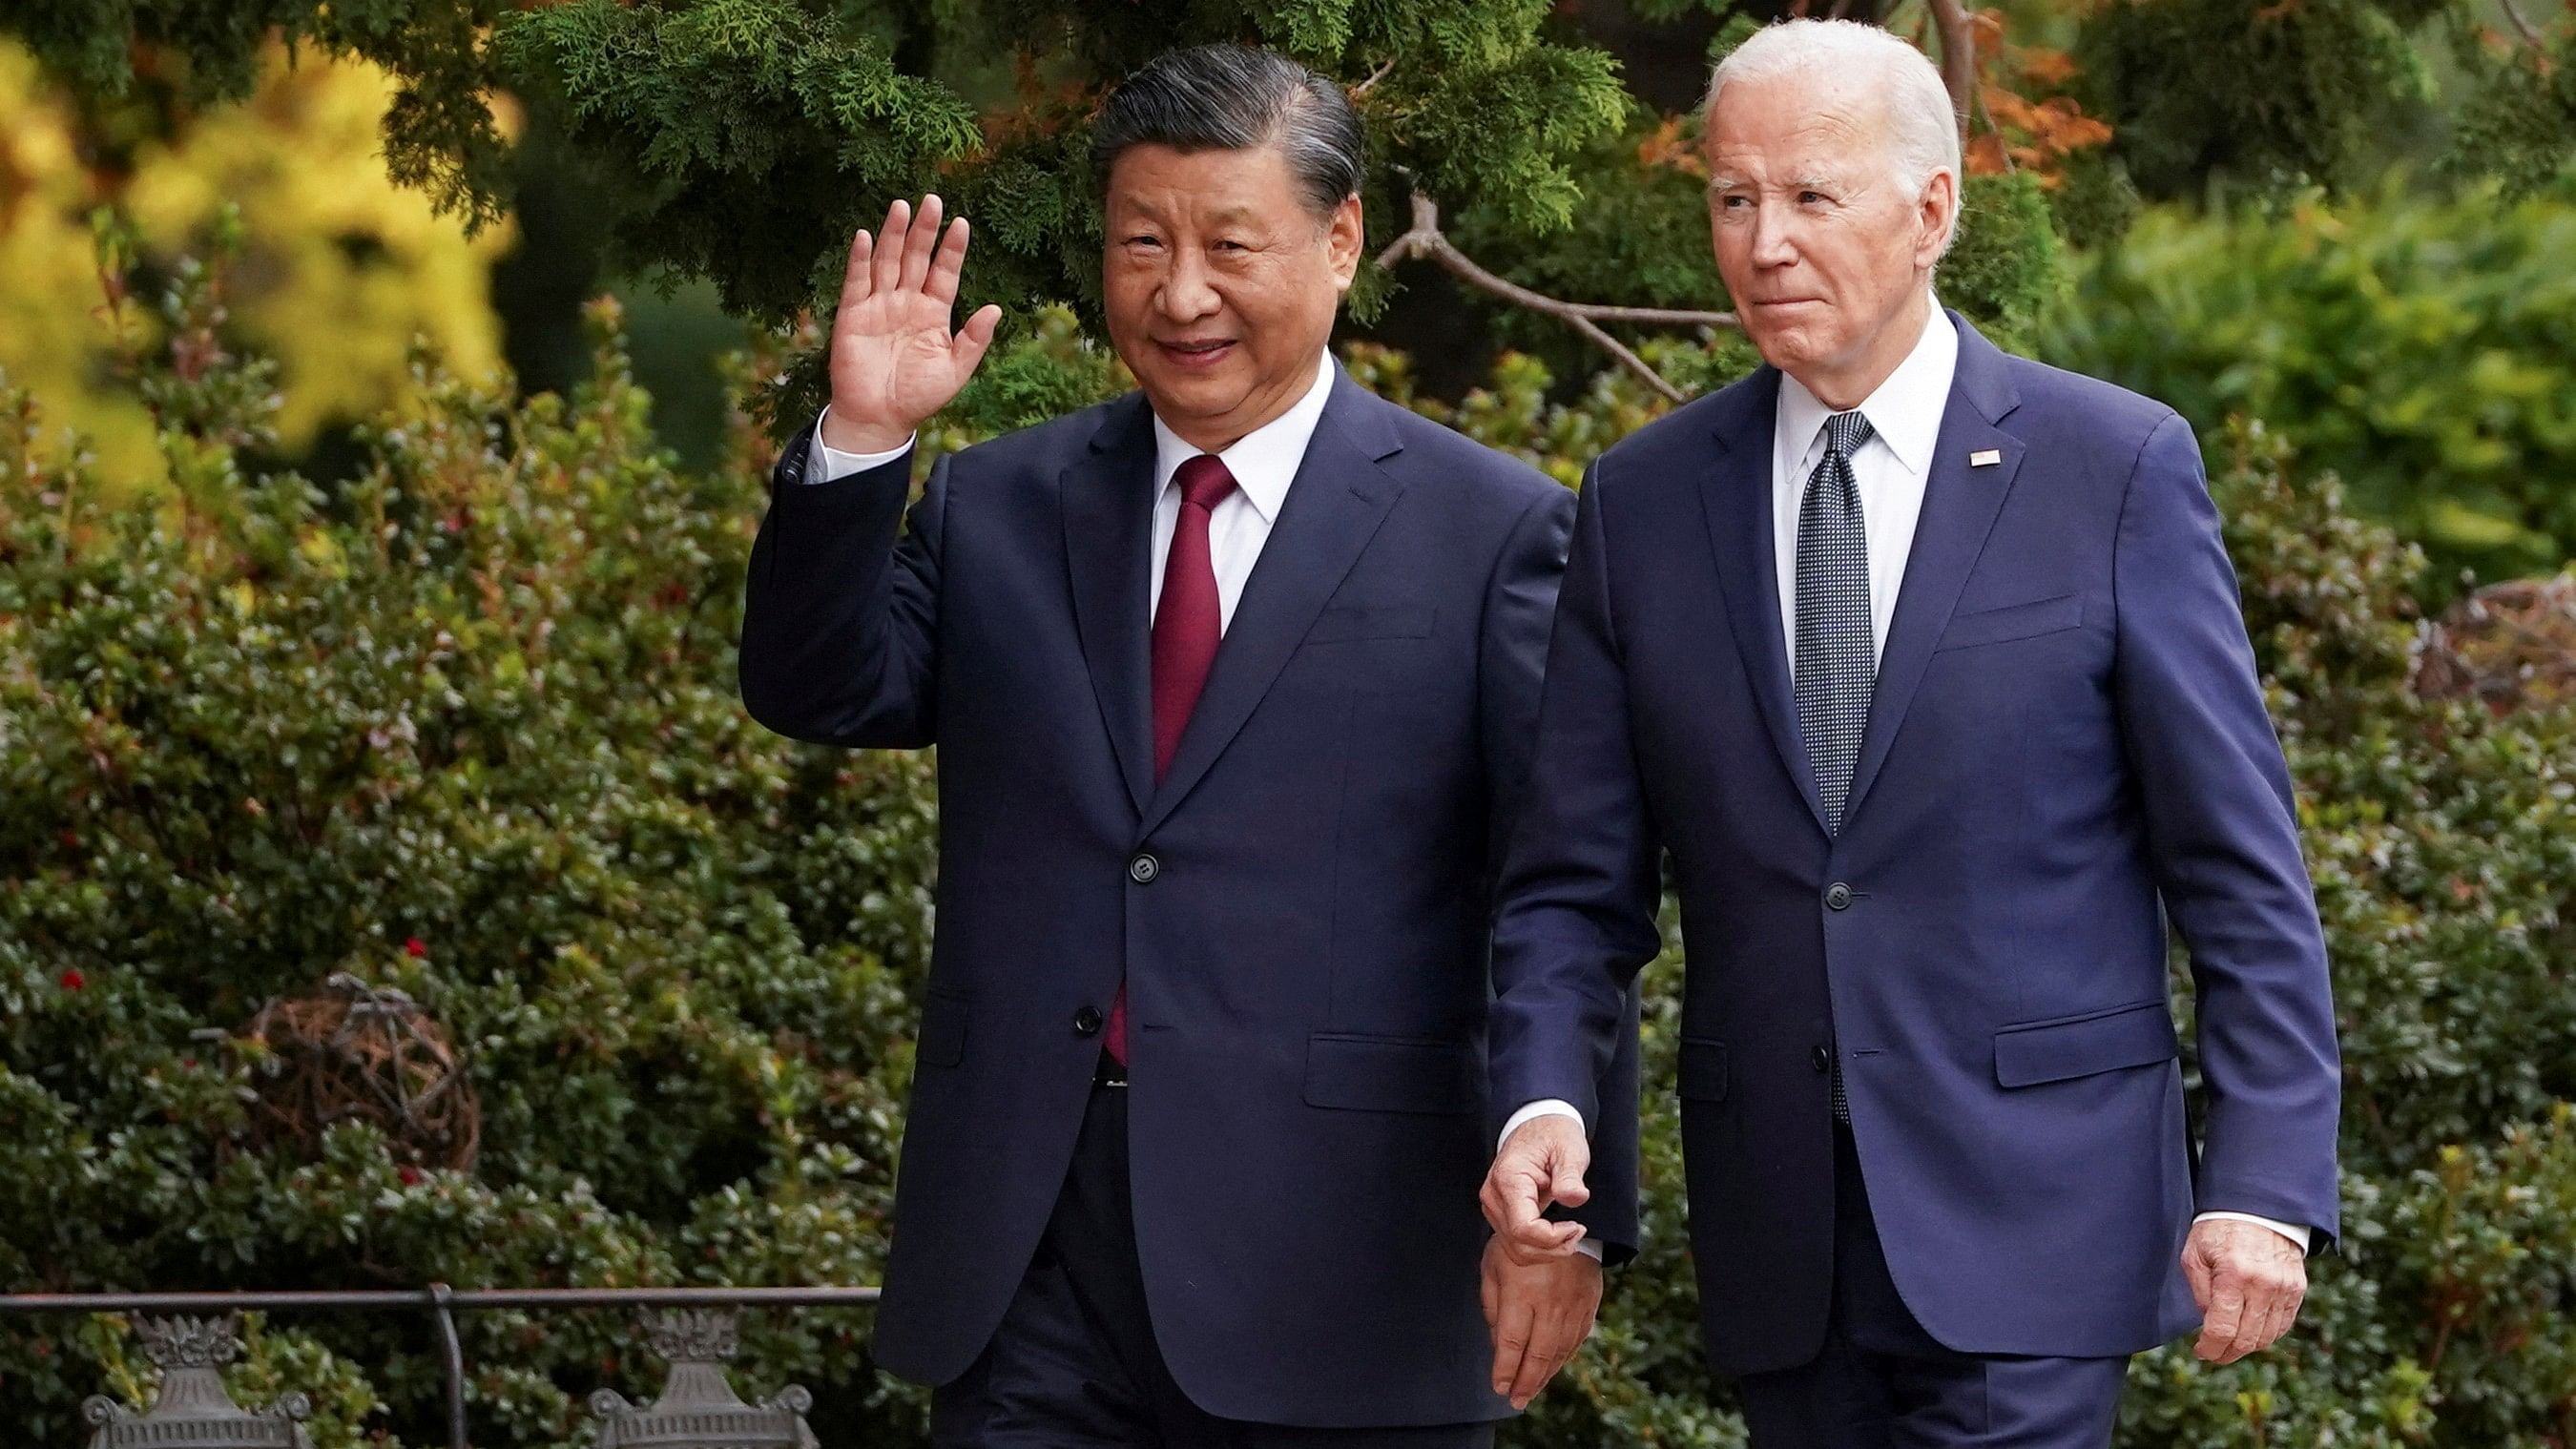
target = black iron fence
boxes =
[0,1285,882,1448]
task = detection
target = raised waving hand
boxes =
[820,194,1004,455]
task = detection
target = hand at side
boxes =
[1482,1234,1602,1410]
[2184,1216,2308,1364]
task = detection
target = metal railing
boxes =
[0,1285,882,1448]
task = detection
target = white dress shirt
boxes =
[1504,301,2307,1252]
[807,353,1337,637]
[1771,305,1954,668]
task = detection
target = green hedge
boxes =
[2038,179,2576,590]
[3,243,2572,1445]
[1,279,941,1443]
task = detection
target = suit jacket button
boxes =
[1074,1005,1104,1036]
[1129,853,1160,884]
[1824,882,1854,911]
[1812,1045,1832,1073]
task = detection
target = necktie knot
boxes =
[1822,410,1874,462]
[1175,454,1237,512]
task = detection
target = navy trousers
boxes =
[930,1083,1495,1449]
[1732,1127,2131,1449]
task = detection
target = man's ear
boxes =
[1327,194,1364,291]
[1916,168,1959,271]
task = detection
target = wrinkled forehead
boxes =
[1704,73,1889,179]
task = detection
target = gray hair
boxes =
[1091,44,1365,220]
[1703,20,1963,255]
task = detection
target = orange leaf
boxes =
[2018,46,2081,88]
[1636,115,1708,177]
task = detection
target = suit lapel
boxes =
[1695,368,1831,836]
[1063,394,1159,818]
[1140,371,1406,838]
[1842,318,2026,825]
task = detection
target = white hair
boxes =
[1703,20,1963,256]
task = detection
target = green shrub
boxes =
[2038,179,2576,589]
[2104,423,2576,1447]
[4,236,2572,1447]
[0,259,940,1443]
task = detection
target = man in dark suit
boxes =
[1478,20,2339,1447]
[740,44,1636,1448]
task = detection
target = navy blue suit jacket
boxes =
[1489,318,2339,1375]
[740,367,1640,1426]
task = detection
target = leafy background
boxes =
[1,0,2572,1443]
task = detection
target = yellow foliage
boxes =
[0,39,514,490]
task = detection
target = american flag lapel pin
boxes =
[1969,448,2003,467]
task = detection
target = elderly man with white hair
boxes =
[1475,19,2341,1445]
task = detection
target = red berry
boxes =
[399,1166,425,1187]
[405,938,427,958]
[58,969,85,991]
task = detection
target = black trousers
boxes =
[1732,1125,2130,1449]
[931,1083,1495,1449]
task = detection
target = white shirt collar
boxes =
[1151,350,1337,523]
[1775,303,1958,483]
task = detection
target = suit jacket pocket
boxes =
[917,990,970,1068]
[1934,593,2084,653]
[1303,1033,1478,1115]
[1677,1038,1731,1102]
[1993,999,2177,1087]
[1305,605,1437,643]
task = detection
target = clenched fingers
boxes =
[1480,1164,1587,1259]
[1481,1117,1593,1259]
[2186,1219,2308,1365]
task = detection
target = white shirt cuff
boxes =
[2194,1211,2313,1252]
[1497,1100,1602,1261]
[805,407,915,483]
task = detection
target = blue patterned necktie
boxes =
[1796,410,1875,1124]
[1796,409,1879,838]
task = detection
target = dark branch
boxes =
[1925,0,1978,137]
[1373,192,1737,404]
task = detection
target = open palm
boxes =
[824,194,1003,454]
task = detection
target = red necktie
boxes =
[1108,453,1237,1066]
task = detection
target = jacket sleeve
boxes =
[738,424,947,749]
[2112,412,2342,1246]
[1486,465,1667,1169]
[1476,480,1645,1262]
